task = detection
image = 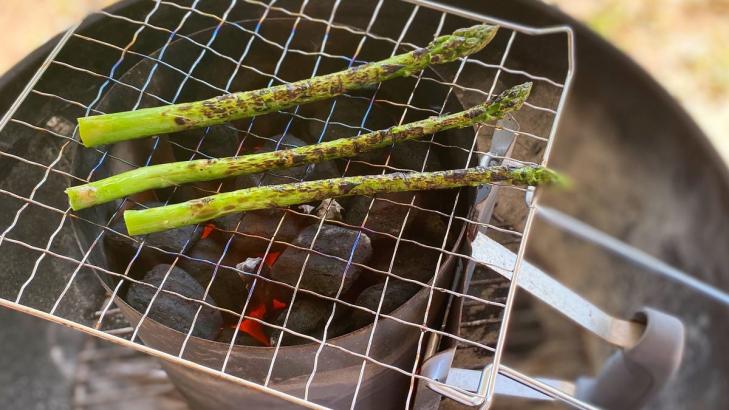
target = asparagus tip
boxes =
[427,24,499,64]
[552,170,573,189]
[495,82,533,111]
[467,82,532,123]
[509,166,569,187]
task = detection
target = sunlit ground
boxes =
[1,0,726,163]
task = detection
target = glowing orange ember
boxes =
[200,223,215,239]
[263,251,281,268]
[239,302,270,346]
[272,298,287,310]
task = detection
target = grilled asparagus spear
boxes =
[124,165,564,235]
[66,82,532,211]
[77,24,498,147]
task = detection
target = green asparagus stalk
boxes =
[66,82,532,211]
[77,24,498,148]
[124,165,564,235]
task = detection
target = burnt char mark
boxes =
[320,145,340,157]
[190,198,219,220]
[488,168,510,182]
[351,140,365,153]
[174,116,189,126]
[364,131,384,145]
[329,75,345,95]
[436,116,461,129]
[463,106,487,119]
[285,83,300,99]
[444,168,469,183]
[390,125,424,144]
[248,93,267,111]
[200,99,233,119]
[380,64,405,77]
[338,181,359,194]
[289,153,308,164]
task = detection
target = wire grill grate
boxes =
[0,0,574,408]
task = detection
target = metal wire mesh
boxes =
[0,0,573,408]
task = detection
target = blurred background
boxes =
[0,0,727,161]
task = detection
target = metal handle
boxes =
[471,231,644,348]
[423,234,684,408]
[575,307,685,409]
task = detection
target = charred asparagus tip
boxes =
[492,82,532,111]
[509,165,568,187]
[427,24,499,64]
